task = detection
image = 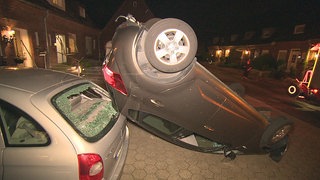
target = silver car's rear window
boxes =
[52,83,118,142]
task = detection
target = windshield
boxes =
[52,83,118,142]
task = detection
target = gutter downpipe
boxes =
[98,31,101,61]
[44,10,50,69]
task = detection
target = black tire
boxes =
[260,117,293,147]
[228,83,245,97]
[287,83,300,97]
[144,18,198,73]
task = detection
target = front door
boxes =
[287,49,301,72]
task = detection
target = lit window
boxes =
[68,33,77,53]
[79,6,86,18]
[225,49,230,57]
[48,0,65,11]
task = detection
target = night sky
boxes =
[79,0,320,37]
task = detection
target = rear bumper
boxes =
[108,125,130,180]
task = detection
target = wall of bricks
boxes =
[1,0,100,68]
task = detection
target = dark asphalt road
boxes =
[202,62,320,128]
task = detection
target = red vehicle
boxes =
[287,44,320,102]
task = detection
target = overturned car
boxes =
[102,14,293,161]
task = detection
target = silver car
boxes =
[0,68,129,180]
[102,15,293,162]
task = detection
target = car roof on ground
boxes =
[0,68,80,93]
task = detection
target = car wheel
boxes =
[260,117,293,148]
[144,18,198,73]
[287,83,300,97]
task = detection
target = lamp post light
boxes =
[1,26,15,44]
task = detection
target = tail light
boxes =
[311,88,319,94]
[78,153,103,180]
[102,65,128,95]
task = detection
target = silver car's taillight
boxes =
[78,153,103,180]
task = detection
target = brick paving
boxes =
[120,95,320,180]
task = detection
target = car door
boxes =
[128,109,225,152]
[0,128,5,179]
[0,100,78,180]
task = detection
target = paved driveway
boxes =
[120,96,320,180]
[75,64,320,179]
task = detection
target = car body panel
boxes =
[0,128,5,178]
[0,84,78,179]
[0,68,129,179]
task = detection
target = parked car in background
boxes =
[0,68,129,180]
[102,14,293,162]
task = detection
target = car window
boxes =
[52,83,118,142]
[179,134,223,149]
[142,114,181,135]
[0,101,50,147]
[129,109,223,150]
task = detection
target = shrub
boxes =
[251,54,277,71]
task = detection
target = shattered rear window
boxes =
[52,83,118,142]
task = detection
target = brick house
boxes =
[100,0,154,56]
[208,23,320,78]
[0,0,100,68]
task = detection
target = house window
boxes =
[225,49,230,57]
[212,37,219,44]
[243,31,255,40]
[68,33,77,53]
[133,1,137,8]
[261,28,275,39]
[277,50,288,61]
[254,49,260,58]
[230,34,238,42]
[293,24,305,34]
[261,50,269,55]
[48,0,66,11]
[93,39,96,50]
[79,6,86,18]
